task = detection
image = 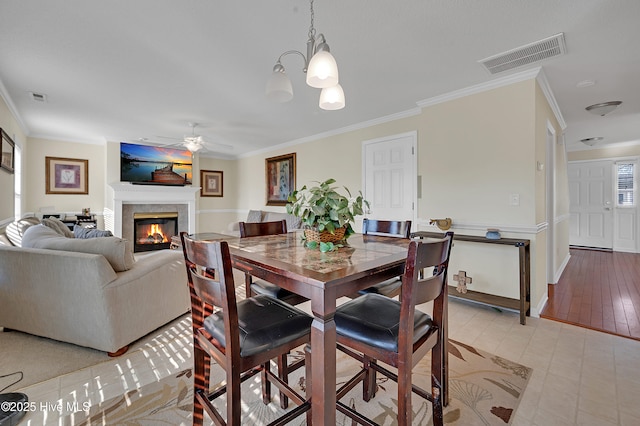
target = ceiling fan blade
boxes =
[154,135,183,141]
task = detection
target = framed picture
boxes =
[1,128,15,174]
[265,153,296,206]
[45,156,89,194]
[200,170,223,197]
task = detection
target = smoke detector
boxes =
[479,33,566,75]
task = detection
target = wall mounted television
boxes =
[120,142,192,185]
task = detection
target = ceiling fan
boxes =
[181,122,205,153]
[146,122,234,154]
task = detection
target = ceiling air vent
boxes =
[29,92,47,102]
[478,33,566,75]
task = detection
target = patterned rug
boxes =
[57,337,531,425]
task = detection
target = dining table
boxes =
[180,230,449,425]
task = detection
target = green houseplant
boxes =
[286,178,369,250]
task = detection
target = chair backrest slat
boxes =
[180,232,239,353]
[401,232,454,318]
[239,220,287,238]
[362,218,411,238]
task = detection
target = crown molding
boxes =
[0,77,28,136]
[416,68,542,108]
[535,68,567,130]
[238,107,422,159]
[416,67,567,131]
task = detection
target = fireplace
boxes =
[133,212,178,252]
[108,183,199,240]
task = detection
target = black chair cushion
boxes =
[335,293,433,353]
[358,277,402,296]
[250,279,302,304]
[204,294,312,358]
[0,392,28,425]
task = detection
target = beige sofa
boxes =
[0,218,189,355]
[226,209,302,236]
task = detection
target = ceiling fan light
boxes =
[266,68,293,102]
[580,137,603,146]
[319,84,345,110]
[184,140,203,152]
[306,49,339,88]
[585,101,622,116]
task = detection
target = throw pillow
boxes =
[5,217,41,247]
[246,210,264,223]
[22,224,135,272]
[42,217,75,238]
[74,225,113,239]
[285,214,302,231]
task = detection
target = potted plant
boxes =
[286,178,369,250]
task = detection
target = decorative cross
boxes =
[453,270,472,294]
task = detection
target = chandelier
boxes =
[265,0,345,110]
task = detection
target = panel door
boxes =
[568,160,614,249]
[363,133,415,222]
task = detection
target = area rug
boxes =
[0,313,192,392]
[50,337,531,425]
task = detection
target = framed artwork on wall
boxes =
[1,128,15,174]
[265,153,296,206]
[45,156,89,194]
[200,170,223,197]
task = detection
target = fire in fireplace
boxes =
[133,212,178,252]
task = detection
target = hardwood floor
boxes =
[541,248,640,341]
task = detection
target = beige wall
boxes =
[419,81,536,225]
[25,138,106,225]
[6,75,569,315]
[223,77,567,313]
[0,96,27,222]
[554,135,571,281]
[197,156,240,233]
[568,144,640,161]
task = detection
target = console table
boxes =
[412,231,531,325]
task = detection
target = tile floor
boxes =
[15,297,640,425]
[447,300,640,426]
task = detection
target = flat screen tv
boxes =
[120,142,192,185]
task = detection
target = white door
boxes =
[568,160,614,249]
[362,132,416,223]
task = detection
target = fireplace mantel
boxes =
[108,182,199,238]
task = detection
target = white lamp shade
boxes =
[306,50,339,88]
[319,84,345,110]
[183,137,204,152]
[184,141,203,152]
[266,70,293,102]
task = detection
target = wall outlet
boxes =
[509,194,520,206]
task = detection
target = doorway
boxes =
[568,160,614,249]
[362,132,417,223]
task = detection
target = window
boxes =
[616,162,635,207]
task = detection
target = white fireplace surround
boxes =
[108,182,199,238]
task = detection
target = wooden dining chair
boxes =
[238,220,308,408]
[334,232,454,426]
[357,218,412,298]
[180,232,312,426]
[239,220,308,306]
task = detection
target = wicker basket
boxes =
[304,226,347,244]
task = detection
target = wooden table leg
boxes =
[309,292,337,425]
